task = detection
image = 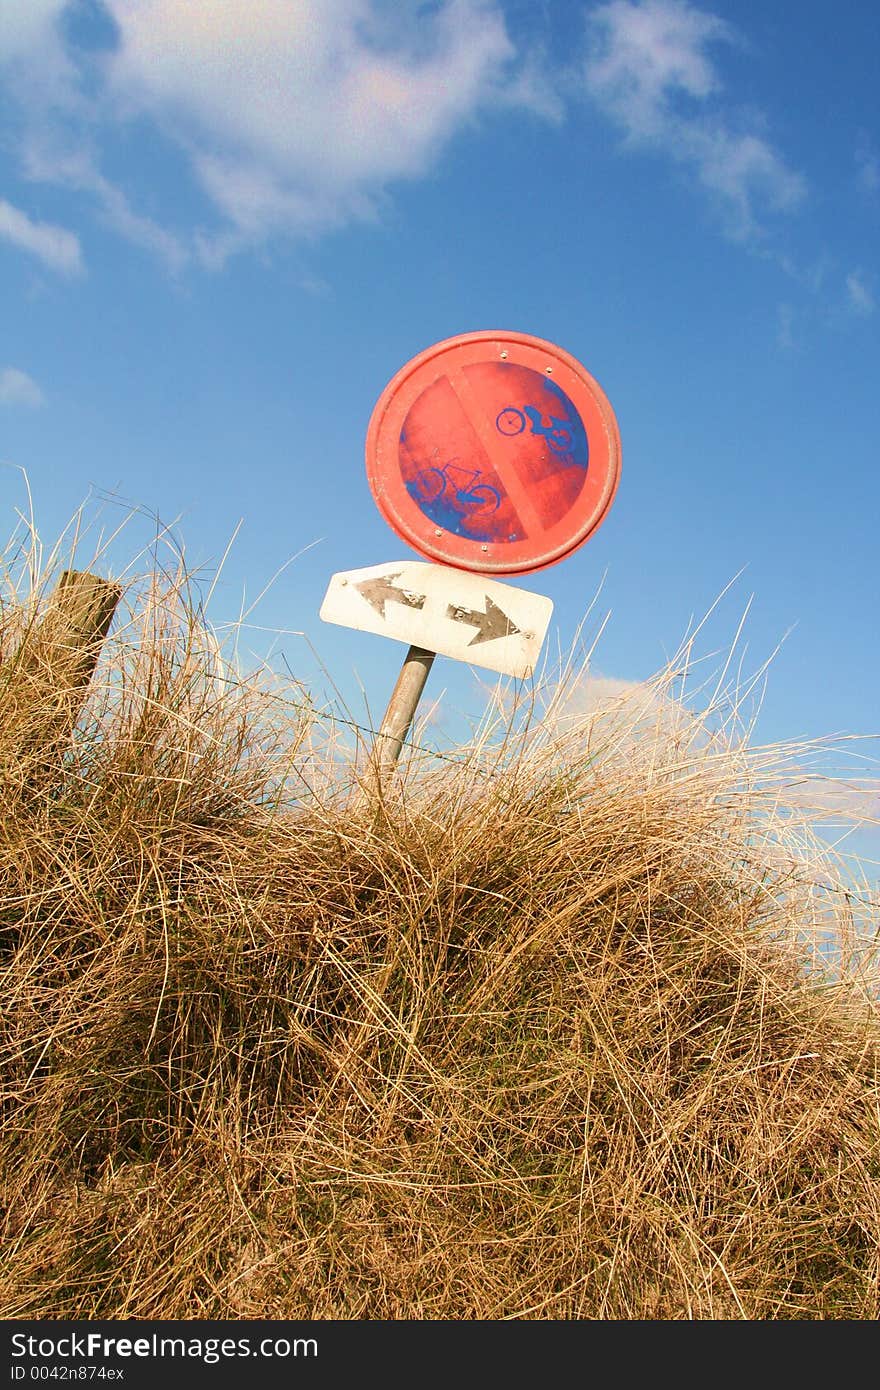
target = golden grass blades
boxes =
[1,527,878,1319]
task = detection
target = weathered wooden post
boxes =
[1,569,121,769]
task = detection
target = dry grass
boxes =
[1,542,879,1320]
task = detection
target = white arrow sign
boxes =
[320,561,553,678]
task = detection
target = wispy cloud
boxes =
[0,0,817,277]
[782,776,880,825]
[855,135,879,197]
[1,0,549,268]
[584,0,806,240]
[777,303,797,351]
[0,197,83,275]
[101,0,531,251]
[845,270,876,318]
[0,367,46,408]
[0,0,73,90]
[21,140,189,274]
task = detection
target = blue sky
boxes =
[1,0,878,844]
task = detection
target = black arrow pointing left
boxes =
[355,573,426,617]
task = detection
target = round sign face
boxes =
[365,330,621,575]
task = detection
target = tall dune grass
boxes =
[1,542,878,1319]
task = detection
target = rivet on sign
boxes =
[500,350,508,359]
[545,366,553,374]
[434,529,443,536]
[340,578,347,586]
[481,544,489,552]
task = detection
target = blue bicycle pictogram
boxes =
[496,404,574,455]
[412,459,502,515]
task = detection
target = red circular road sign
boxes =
[365,330,621,575]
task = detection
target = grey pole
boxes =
[368,643,435,794]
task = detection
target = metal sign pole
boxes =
[369,643,435,794]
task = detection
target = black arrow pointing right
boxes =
[446,595,522,646]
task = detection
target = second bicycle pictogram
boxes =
[411,459,502,516]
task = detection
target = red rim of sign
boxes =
[365,330,622,576]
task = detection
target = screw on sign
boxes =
[321,330,621,795]
[365,330,621,576]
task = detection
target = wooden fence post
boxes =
[1,569,121,764]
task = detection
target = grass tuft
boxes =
[1,541,878,1319]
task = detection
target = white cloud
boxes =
[0,0,812,271]
[0,0,66,56]
[539,671,696,752]
[782,776,880,829]
[100,0,525,247]
[1,0,546,264]
[0,367,46,408]
[585,0,806,239]
[0,197,83,274]
[0,0,72,84]
[586,0,729,136]
[846,270,875,318]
